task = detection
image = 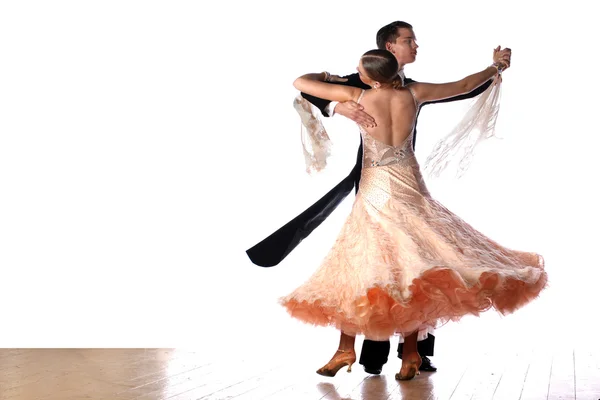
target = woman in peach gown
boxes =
[280,48,547,380]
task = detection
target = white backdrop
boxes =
[1,0,598,349]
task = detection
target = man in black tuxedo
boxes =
[246,20,497,375]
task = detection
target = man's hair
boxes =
[376,21,413,50]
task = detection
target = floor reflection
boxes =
[397,373,435,399]
[317,382,354,400]
[360,375,393,399]
[315,375,395,400]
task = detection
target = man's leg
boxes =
[359,339,390,375]
[397,334,437,372]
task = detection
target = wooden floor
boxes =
[1,343,599,400]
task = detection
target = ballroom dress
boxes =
[280,89,547,340]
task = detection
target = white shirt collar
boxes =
[398,70,406,86]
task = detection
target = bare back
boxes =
[356,87,418,147]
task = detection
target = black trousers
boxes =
[359,334,435,368]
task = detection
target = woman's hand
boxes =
[493,46,511,71]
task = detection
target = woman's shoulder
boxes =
[391,87,414,98]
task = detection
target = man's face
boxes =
[386,28,418,67]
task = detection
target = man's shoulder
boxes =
[342,73,370,89]
[342,72,360,80]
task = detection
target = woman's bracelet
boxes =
[491,62,504,73]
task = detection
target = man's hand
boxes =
[334,101,376,128]
[327,74,349,83]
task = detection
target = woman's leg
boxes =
[396,331,422,380]
[316,332,357,377]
